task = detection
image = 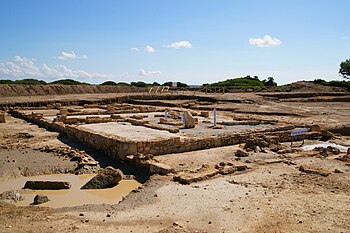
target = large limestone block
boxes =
[183,111,196,129]
[81,166,122,189]
[24,181,71,190]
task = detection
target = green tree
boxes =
[100,81,117,85]
[339,59,350,79]
[50,79,89,85]
[262,77,277,87]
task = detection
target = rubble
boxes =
[0,190,24,202]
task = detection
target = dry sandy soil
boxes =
[0,90,350,233]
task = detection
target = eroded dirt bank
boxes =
[0,84,146,97]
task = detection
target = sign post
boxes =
[213,108,217,126]
[180,113,185,128]
[164,110,168,119]
[290,128,308,147]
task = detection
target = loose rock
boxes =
[24,181,71,190]
[33,194,49,205]
[235,149,249,157]
[299,165,330,177]
[81,166,122,189]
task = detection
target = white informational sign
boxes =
[172,82,177,87]
[213,108,217,126]
[291,128,308,136]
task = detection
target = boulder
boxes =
[235,149,249,157]
[81,166,122,189]
[310,124,321,131]
[200,111,209,118]
[24,181,71,190]
[33,194,49,205]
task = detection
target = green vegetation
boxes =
[116,82,131,86]
[339,59,350,79]
[162,81,189,88]
[100,81,131,86]
[0,79,47,85]
[130,81,149,87]
[50,79,90,85]
[262,77,277,87]
[100,81,118,85]
[205,76,265,88]
[313,79,350,88]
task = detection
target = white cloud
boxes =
[57,51,88,60]
[144,45,156,53]
[0,56,113,81]
[166,41,193,49]
[249,35,282,47]
[130,48,140,52]
[139,69,161,77]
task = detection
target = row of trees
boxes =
[203,75,277,88]
[0,59,348,87]
[100,81,189,87]
[0,78,190,87]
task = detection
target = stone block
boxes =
[183,111,196,129]
[0,112,5,123]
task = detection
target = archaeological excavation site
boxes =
[0,84,350,232]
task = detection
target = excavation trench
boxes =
[0,173,141,208]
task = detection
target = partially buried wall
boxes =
[65,124,319,160]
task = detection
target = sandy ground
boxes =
[0,92,350,233]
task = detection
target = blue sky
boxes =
[0,0,349,85]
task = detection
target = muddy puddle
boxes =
[0,174,141,208]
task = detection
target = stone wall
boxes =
[10,109,322,160]
[65,125,181,159]
[0,112,5,123]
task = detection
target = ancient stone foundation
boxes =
[0,112,5,123]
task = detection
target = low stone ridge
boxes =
[173,162,247,184]
[81,166,122,189]
[299,165,330,177]
[126,153,174,175]
[24,181,71,190]
[33,194,49,205]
